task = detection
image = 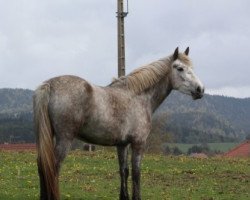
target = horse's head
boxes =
[170,47,204,100]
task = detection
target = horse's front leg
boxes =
[131,142,144,200]
[117,145,130,200]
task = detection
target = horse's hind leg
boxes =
[37,136,72,200]
[117,145,130,200]
[52,136,73,199]
[54,138,73,175]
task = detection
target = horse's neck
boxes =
[145,77,172,113]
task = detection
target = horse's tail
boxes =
[33,83,59,200]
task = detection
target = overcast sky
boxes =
[0,0,250,98]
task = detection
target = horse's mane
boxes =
[110,56,172,93]
[110,53,191,94]
[110,53,192,94]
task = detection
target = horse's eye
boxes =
[177,67,184,72]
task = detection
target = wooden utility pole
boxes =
[117,0,128,77]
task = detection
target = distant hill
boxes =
[155,92,250,142]
[0,88,33,115]
[0,88,249,143]
[0,89,33,143]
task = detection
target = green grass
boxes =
[165,143,239,153]
[0,150,249,200]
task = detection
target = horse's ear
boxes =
[184,47,189,56]
[173,47,179,60]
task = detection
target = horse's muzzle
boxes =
[192,93,203,100]
[191,85,204,100]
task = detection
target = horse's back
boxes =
[47,75,93,103]
[47,75,92,94]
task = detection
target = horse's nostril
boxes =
[196,86,201,93]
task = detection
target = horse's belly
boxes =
[78,124,126,146]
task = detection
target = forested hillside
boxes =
[0,89,33,143]
[0,88,249,144]
[155,92,250,142]
[0,88,33,114]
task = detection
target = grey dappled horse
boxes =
[33,47,204,200]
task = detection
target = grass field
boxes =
[165,143,239,154]
[0,149,249,200]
